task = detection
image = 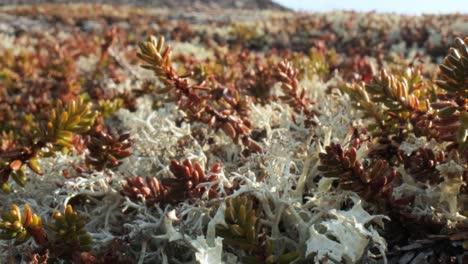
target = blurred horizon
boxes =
[274,0,468,14]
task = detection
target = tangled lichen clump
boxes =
[0,4,467,264]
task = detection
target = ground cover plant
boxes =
[0,3,467,263]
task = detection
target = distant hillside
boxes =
[0,0,288,10]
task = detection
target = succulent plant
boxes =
[0,147,40,193]
[49,205,92,255]
[343,68,430,138]
[403,147,445,184]
[85,127,132,171]
[217,196,259,251]
[318,142,396,204]
[277,60,318,125]
[121,176,166,205]
[430,38,468,153]
[436,37,468,94]
[217,196,298,264]
[121,159,224,205]
[40,96,98,153]
[138,35,263,153]
[0,204,47,245]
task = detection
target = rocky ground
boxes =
[0,0,288,10]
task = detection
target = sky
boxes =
[274,0,468,14]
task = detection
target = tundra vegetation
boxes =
[0,4,467,263]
